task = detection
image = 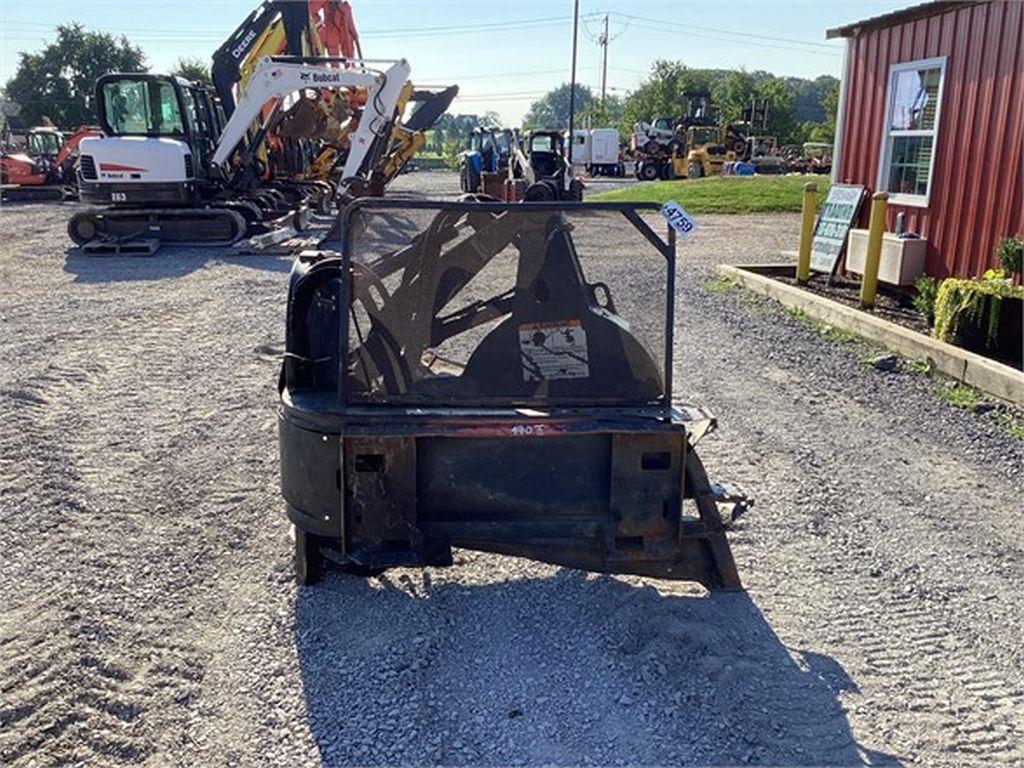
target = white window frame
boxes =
[876,55,947,208]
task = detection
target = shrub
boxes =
[912,276,939,326]
[996,236,1023,277]
[933,269,1024,347]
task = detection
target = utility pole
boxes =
[600,14,609,106]
[567,0,580,169]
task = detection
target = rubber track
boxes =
[68,207,247,247]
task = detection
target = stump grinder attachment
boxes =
[278,200,750,589]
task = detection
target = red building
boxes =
[828,0,1023,278]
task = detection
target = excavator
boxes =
[212,0,361,117]
[69,56,411,247]
[211,0,360,186]
[210,0,456,194]
[2,125,102,202]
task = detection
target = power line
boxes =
[0,13,606,41]
[432,66,600,82]
[612,19,841,57]
[608,11,838,50]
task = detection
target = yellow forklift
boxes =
[680,125,736,179]
[636,125,736,181]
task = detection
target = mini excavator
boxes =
[69,57,411,247]
[278,199,751,588]
[69,0,457,249]
[210,0,456,192]
[1,125,101,202]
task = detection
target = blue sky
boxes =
[1,0,909,123]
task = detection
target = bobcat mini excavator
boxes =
[211,0,456,196]
[69,56,410,247]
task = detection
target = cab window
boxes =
[28,132,63,156]
[530,134,555,153]
[103,79,185,135]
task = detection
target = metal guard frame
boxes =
[330,199,678,409]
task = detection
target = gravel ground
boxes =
[1,170,1022,767]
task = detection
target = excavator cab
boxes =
[26,129,64,160]
[95,76,221,153]
[78,74,222,207]
[279,199,749,588]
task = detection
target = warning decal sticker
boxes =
[519,320,590,382]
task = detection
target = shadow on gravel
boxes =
[294,569,902,766]
[63,248,293,282]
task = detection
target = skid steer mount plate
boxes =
[278,200,749,589]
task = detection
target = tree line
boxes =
[1,25,210,129]
[1,26,837,151]
[521,62,839,146]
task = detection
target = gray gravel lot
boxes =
[1,170,1022,767]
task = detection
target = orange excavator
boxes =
[2,124,102,202]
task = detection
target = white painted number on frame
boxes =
[660,200,697,240]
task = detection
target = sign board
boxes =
[659,200,697,240]
[810,184,865,277]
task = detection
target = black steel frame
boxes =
[329,199,678,409]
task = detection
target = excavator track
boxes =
[68,207,248,247]
[1,184,70,203]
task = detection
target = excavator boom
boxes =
[211,56,411,198]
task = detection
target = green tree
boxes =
[579,94,624,133]
[815,77,840,142]
[171,57,211,86]
[522,83,595,130]
[618,61,714,138]
[754,77,798,143]
[712,69,758,125]
[4,24,146,127]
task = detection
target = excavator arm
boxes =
[212,0,362,117]
[54,126,103,168]
[210,56,411,194]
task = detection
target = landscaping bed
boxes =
[720,263,1024,405]
[742,264,1021,370]
[772,269,930,336]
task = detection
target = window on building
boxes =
[878,57,946,206]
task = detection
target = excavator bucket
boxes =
[404,86,460,134]
[279,200,750,589]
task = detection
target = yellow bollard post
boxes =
[796,182,818,283]
[860,191,889,309]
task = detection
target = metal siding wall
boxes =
[837,0,1024,277]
